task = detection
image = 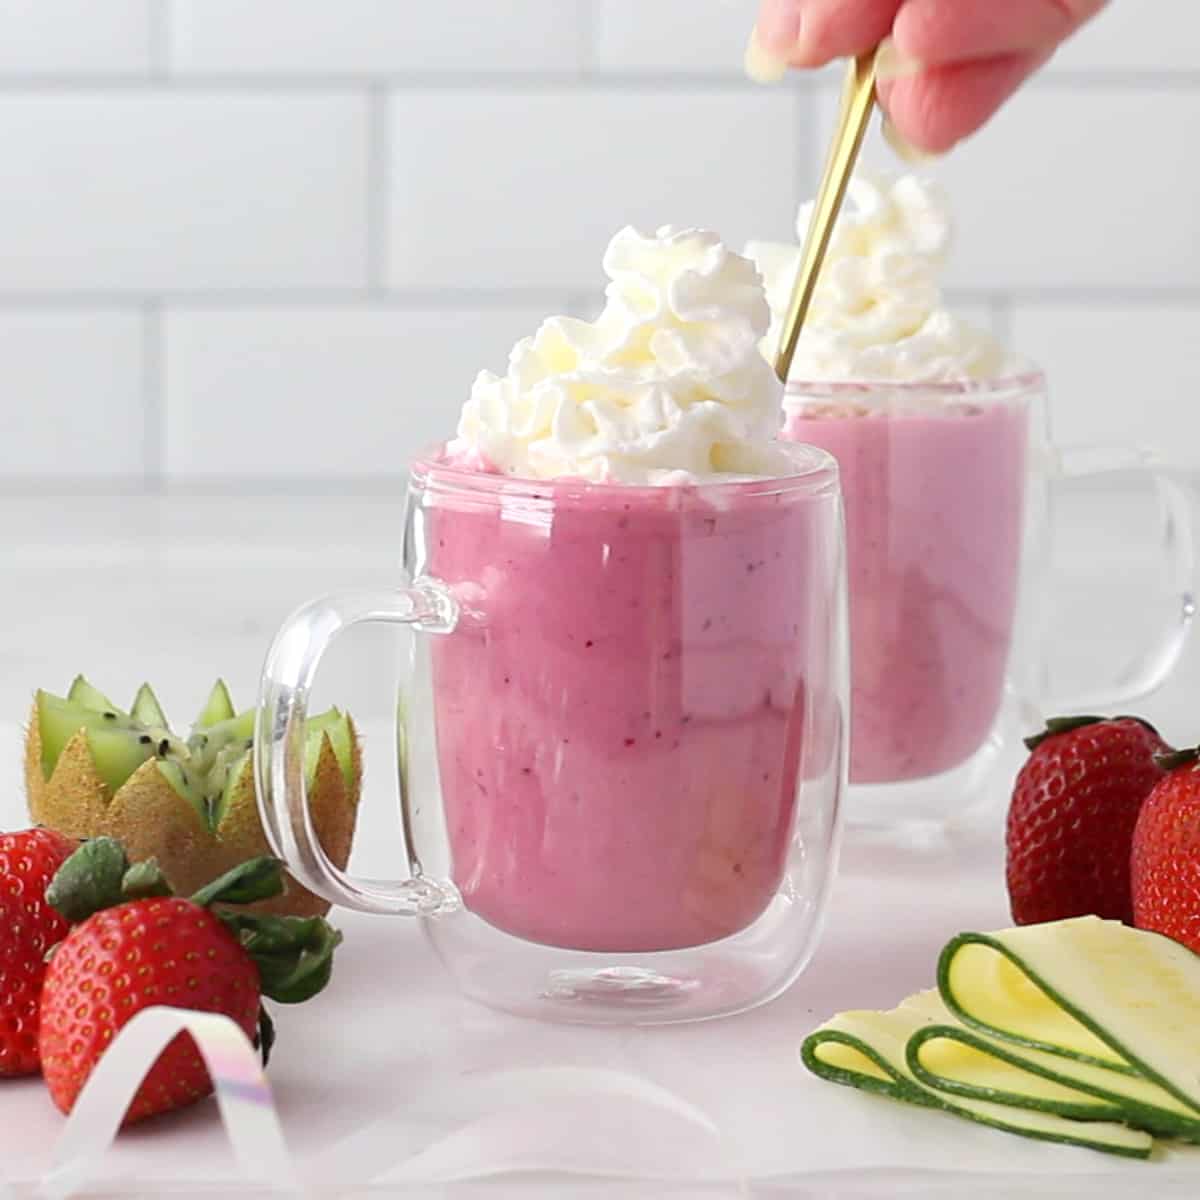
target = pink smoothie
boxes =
[418,464,841,953]
[785,398,1028,784]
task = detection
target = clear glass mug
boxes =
[255,443,848,1024]
[783,368,1196,833]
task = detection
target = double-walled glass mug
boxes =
[256,442,848,1024]
[783,368,1196,833]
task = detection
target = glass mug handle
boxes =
[1045,444,1196,710]
[254,580,459,916]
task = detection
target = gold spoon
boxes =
[773,48,880,383]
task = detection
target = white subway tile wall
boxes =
[162,306,558,480]
[168,0,583,76]
[386,89,801,290]
[1011,305,1200,452]
[0,312,145,479]
[813,83,1200,292]
[1046,1,1200,72]
[0,94,368,293]
[0,1,1195,488]
[591,1,755,73]
[0,0,152,75]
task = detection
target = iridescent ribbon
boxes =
[37,1007,298,1200]
[23,1006,736,1197]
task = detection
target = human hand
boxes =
[748,0,1108,153]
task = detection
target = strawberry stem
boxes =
[47,846,342,1009]
[1024,714,1162,753]
[46,837,130,922]
[255,1007,276,1068]
[220,913,342,1004]
[189,857,284,908]
[1154,746,1200,772]
[121,858,172,900]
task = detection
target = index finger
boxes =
[756,0,904,67]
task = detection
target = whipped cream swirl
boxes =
[450,226,794,485]
[746,171,1010,383]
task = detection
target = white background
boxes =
[0,0,1197,487]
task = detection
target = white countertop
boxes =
[5,490,1200,1199]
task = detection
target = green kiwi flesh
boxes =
[39,682,354,834]
[304,708,354,790]
[67,675,125,717]
[131,683,169,728]
[36,692,154,791]
[196,679,235,729]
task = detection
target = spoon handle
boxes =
[773,50,879,383]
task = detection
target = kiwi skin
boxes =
[24,690,361,919]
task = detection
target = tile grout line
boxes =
[0,72,840,93]
[141,302,165,494]
[0,286,1198,309]
[0,70,1192,91]
[990,295,1015,348]
[0,287,618,308]
[565,291,594,319]
[366,85,388,293]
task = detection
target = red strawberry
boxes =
[40,897,261,1121]
[38,840,340,1123]
[1131,747,1200,952]
[1006,715,1170,925]
[0,828,77,1076]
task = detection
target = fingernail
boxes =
[881,113,943,165]
[744,25,788,85]
[875,37,923,83]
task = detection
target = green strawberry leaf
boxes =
[190,857,285,908]
[46,837,129,923]
[255,1006,276,1068]
[121,858,173,901]
[221,913,342,1005]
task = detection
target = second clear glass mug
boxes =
[783,367,1196,833]
[255,443,848,1024]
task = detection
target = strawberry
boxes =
[38,839,340,1123]
[0,827,77,1075]
[1131,746,1200,953]
[1006,715,1170,926]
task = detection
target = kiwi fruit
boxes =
[25,678,361,917]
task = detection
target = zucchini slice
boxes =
[908,1021,1200,1142]
[939,917,1200,1119]
[801,992,1154,1159]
